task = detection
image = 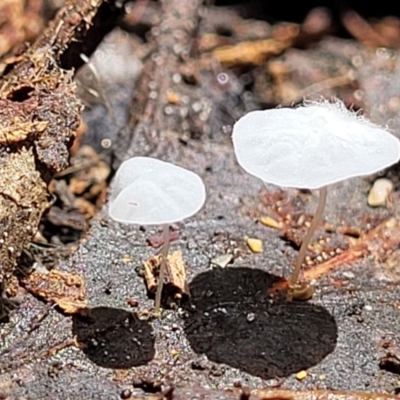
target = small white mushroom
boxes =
[109,157,206,316]
[367,178,393,207]
[109,157,206,225]
[232,98,400,300]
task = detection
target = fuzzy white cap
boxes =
[109,157,206,225]
[232,99,400,189]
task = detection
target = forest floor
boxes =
[1,1,400,399]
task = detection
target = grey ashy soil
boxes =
[2,18,400,400]
[2,118,400,399]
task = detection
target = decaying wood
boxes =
[251,388,400,400]
[302,217,400,281]
[21,269,88,314]
[210,36,295,67]
[129,386,400,400]
[142,250,189,301]
[0,0,105,317]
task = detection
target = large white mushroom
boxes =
[232,99,400,300]
[109,157,206,316]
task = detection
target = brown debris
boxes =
[43,144,110,241]
[21,269,88,314]
[126,297,139,308]
[147,230,180,248]
[379,352,400,375]
[298,7,333,44]
[255,189,349,267]
[113,0,242,166]
[0,0,104,315]
[252,388,400,400]
[142,250,189,300]
[122,386,400,400]
[199,22,297,69]
[211,37,294,68]
[38,338,77,358]
[342,11,400,48]
[256,187,400,292]
[46,206,87,232]
[303,217,400,282]
[0,0,44,60]
[68,146,110,197]
[271,216,400,297]
[255,42,359,106]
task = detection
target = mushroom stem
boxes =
[288,186,328,298]
[154,224,170,316]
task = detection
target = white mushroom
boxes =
[232,99,400,300]
[109,157,206,316]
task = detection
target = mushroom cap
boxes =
[232,100,400,189]
[109,157,206,225]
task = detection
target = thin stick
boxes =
[154,224,170,316]
[289,186,328,288]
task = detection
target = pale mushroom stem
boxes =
[154,224,170,316]
[288,186,328,300]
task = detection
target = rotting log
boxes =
[0,0,106,317]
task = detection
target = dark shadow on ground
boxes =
[72,306,155,369]
[183,267,337,379]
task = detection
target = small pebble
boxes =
[211,254,233,268]
[120,389,132,399]
[121,255,132,263]
[170,349,180,357]
[296,370,307,380]
[342,271,355,279]
[260,216,281,229]
[166,91,180,104]
[245,236,263,253]
[247,313,256,322]
[171,323,179,330]
[368,178,393,207]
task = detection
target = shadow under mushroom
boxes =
[72,306,155,369]
[183,267,337,379]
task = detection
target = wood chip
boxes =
[245,236,263,253]
[260,216,282,229]
[166,90,181,104]
[21,269,88,314]
[122,254,132,263]
[368,178,393,207]
[296,370,308,380]
[142,250,189,299]
[211,37,294,67]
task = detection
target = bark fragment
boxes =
[21,269,88,314]
[0,0,105,317]
[142,250,189,302]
